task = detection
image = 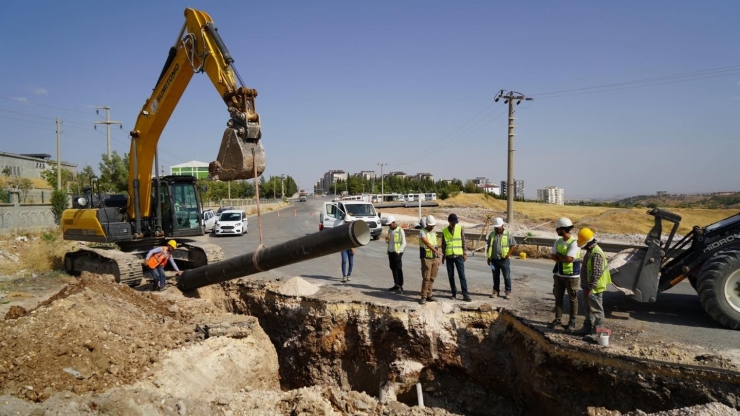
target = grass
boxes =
[439,194,737,235]
[0,227,77,276]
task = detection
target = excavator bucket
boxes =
[209,128,266,181]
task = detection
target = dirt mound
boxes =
[0,272,214,401]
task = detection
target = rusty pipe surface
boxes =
[177,220,371,291]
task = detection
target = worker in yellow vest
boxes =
[145,240,183,291]
[549,217,581,330]
[486,217,518,299]
[385,216,406,293]
[441,213,471,302]
[573,228,612,340]
[418,215,441,304]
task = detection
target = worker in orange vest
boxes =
[145,240,183,291]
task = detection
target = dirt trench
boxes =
[200,279,740,416]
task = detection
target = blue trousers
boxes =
[151,265,166,289]
[490,258,511,293]
[445,256,468,296]
[341,249,354,277]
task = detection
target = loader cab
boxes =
[153,175,204,238]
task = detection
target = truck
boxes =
[299,190,308,202]
[611,208,740,329]
[319,200,382,240]
[61,8,264,285]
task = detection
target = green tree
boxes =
[73,165,96,194]
[17,178,33,202]
[98,151,129,192]
[40,165,75,190]
[50,189,67,224]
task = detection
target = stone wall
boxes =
[0,204,56,235]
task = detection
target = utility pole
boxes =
[378,163,387,200]
[280,174,285,199]
[94,106,122,160]
[494,90,532,224]
[56,117,62,190]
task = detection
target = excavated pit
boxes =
[197,279,740,416]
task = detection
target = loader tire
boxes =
[697,247,740,330]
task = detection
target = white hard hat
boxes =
[492,217,505,228]
[386,215,396,224]
[555,217,573,228]
[425,215,436,226]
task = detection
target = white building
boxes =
[322,170,347,194]
[479,184,500,195]
[170,160,210,179]
[537,186,564,205]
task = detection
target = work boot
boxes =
[387,285,399,291]
[342,276,347,283]
[490,290,499,298]
[567,317,577,331]
[419,298,427,305]
[346,274,351,282]
[462,295,472,302]
[397,286,404,294]
[548,318,562,328]
[426,296,437,302]
[450,294,457,300]
[504,291,511,300]
[573,321,593,336]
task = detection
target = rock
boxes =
[5,306,28,320]
[63,367,83,380]
[177,400,187,416]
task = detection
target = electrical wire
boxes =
[0,95,95,115]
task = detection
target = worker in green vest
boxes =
[549,217,581,330]
[486,217,518,299]
[385,215,406,293]
[442,213,471,302]
[573,228,612,340]
[418,215,441,304]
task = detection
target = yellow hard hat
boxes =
[577,228,594,247]
[167,240,177,249]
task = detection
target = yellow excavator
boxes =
[61,8,265,285]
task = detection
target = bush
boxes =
[51,190,68,224]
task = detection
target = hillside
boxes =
[436,194,738,235]
[615,192,740,210]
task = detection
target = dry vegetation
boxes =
[438,194,737,235]
[0,228,76,276]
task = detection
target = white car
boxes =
[202,209,217,232]
[213,210,248,236]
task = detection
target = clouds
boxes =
[12,97,29,103]
[28,85,48,96]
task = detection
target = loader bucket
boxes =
[209,128,266,181]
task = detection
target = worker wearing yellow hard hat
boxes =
[145,240,183,291]
[573,228,612,342]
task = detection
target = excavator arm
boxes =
[128,7,265,221]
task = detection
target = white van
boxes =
[320,201,382,240]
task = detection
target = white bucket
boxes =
[597,333,609,347]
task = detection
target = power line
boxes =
[0,95,95,115]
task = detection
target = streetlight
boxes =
[280,174,285,199]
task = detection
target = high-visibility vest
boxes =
[147,248,169,269]
[389,228,404,253]
[586,245,612,294]
[555,237,581,275]
[419,229,438,259]
[443,226,463,256]
[487,230,513,259]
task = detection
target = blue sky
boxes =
[1,1,738,199]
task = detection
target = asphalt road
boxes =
[190,197,740,364]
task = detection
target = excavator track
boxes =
[64,248,144,287]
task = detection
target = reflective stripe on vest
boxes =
[443,226,463,256]
[556,237,581,275]
[419,229,438,259]
[587,245,612,294]
[487,230,512,259]
[147,248,169,269]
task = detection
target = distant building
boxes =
[0,151,76,179]
[322,170,347,193]
[415,172,434,181]
[500,179,525,200]
[472,177,489,186]
[358,170,376,180]
[479,184,500,195]
[170,160,210,179]
[388,171,407,179]
[537,186,564,205]
[656,191,668,197]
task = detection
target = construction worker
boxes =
[145,240,183,291]
[549,217,581,330]
[486,217,518,299]
[573,228,612,340]
[418,215,441,304]
[441,213,472,302]
[385,216,406,293]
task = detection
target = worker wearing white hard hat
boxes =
[486,217,518,299]
[418,215,441,304]
[384,215,406,293]
[549,217,581,331]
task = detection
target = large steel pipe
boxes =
[177,220,371,291]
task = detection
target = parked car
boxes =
[216,206,236,219]
[213,209,248,236]
[202,209,217,232]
